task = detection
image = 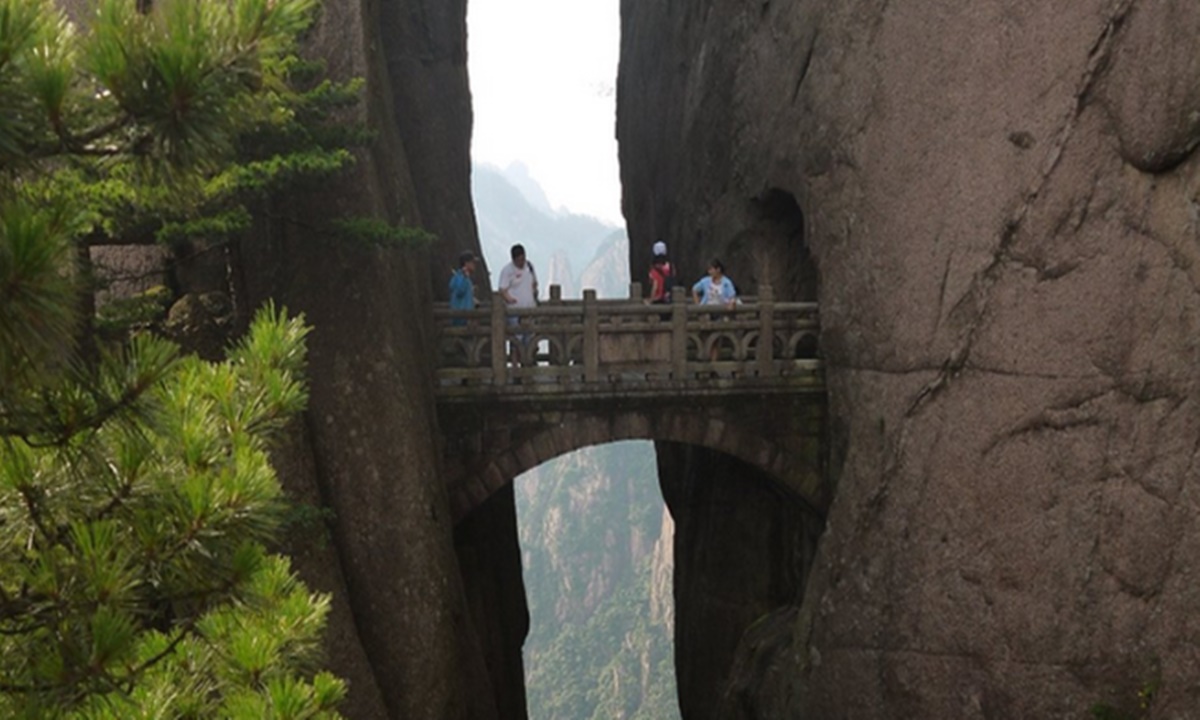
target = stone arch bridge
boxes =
[434,285,827,521]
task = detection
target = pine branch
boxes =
[116,622,196,692]
[0,378,156,448]
[23,115,135,161]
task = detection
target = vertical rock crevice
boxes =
[454,485,532,720]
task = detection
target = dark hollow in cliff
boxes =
[748,188,817,303]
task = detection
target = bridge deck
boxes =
[434,285,823,401]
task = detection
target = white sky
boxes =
[467,0,623,225]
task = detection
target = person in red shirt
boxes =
[648,240,674,304]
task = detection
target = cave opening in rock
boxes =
[741,187,818,303]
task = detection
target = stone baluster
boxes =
[671,286,687,380]
[583,290,599,382]
[491,291,507,386]
[548,284,563,369]
[757,284,775,378]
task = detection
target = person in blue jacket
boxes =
[693,258,737,364]
[449,251,477,325]
[692,258,737,307]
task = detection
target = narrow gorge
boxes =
[138,0,1200,718]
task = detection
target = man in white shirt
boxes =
[498,244,538,364]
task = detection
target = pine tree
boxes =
[0,0,346,715]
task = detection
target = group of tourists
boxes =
[645,240,737,308]
[449,244,537,312]
[448,240,738,311]
[450,244,538,362]
[448,241,739,366]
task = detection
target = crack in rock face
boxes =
[618,0,1200,717]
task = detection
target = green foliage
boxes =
[0,199,79,377]
[1091,676,1159,720]
[0,0,388,255]
[2,0,315,169]
[332,216,438,248]
[0,0,348,714]
[0,305,344,716]
[156,206,254,244]
[95,285,174,336]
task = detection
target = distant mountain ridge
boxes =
[496,161,554,216]
[471,164,629,297]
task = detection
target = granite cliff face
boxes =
[655,444,822,720]
[619,1,1200,717]
[137,0,1200,717]
[164,0,507,716]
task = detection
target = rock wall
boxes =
[81,0,524,716]
[182,0,508,716]
[454,485,531,720]
[655,443,822,720]
[235,174,498,716]
[619,0,1200,717]
[373,0,489,297]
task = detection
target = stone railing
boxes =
[432,283,821,394]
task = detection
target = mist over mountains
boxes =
[472,163,629,298]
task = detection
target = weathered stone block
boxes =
[481,464,506,494]
[612,412,652,441]
[530,433,558,466]
[513,443,538,473]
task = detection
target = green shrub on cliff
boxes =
[0,0,344,715]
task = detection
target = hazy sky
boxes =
[467,0,623,225]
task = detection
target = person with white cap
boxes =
[648,239,674,304]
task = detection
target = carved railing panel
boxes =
[433,284,821,394]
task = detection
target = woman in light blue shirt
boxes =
[692,258,737,307]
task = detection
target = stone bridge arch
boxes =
[432,291,827,522]
[440,396,826,522]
